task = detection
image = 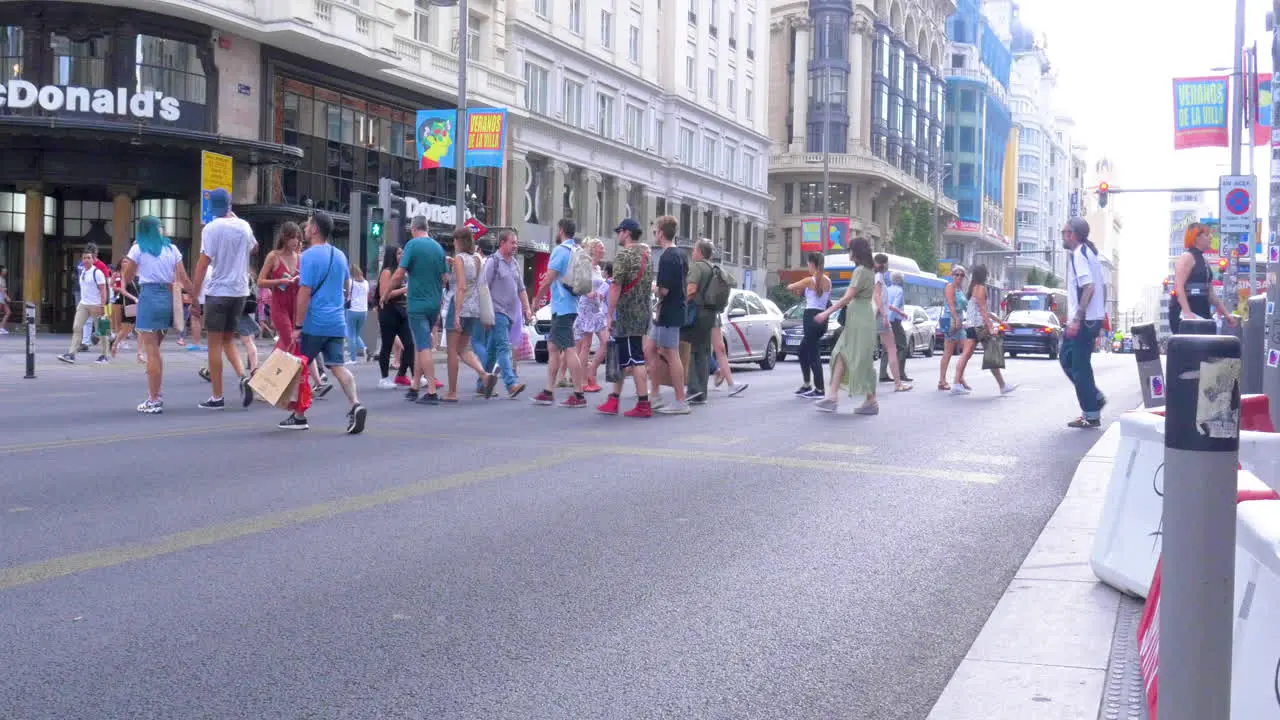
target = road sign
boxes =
[1218,175,1256,233]
[463,217,488,239]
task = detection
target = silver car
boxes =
[721,289,784,370]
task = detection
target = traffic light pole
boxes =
[1266,0,1280,430]
[454,0,469,230]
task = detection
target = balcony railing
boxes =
[770,146,958,215]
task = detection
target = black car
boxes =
[1002,310,1062,359]
[778,304,841,361]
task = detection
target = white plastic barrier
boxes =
[1240,429,1280,495]
[1231,498,1280,719]
[1090,411,1275,598]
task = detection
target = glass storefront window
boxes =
[1,26,21,84]
[0,192,56,235]
[135,35,206,104]
[52,34,109,87]
[134,197,192,239]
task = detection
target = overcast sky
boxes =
[1017,0,1271,311]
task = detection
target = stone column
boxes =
[109,187,135,263]
[848,18,869,152]
[613,178,632,226]
[730,215,743,264]
[644,190,659,223]
[791,17,811,153]
[547,161,569,224]
[507,152,527,232]
[668,199,682,228]
[692,203,707,241]
[22,187,43,323]
[583,171,602,237]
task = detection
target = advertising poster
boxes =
[1255,73,1273,147]
[1173,77,1229,149]
[416,108,509,170]
[799,217,851,253]
[199,150,232,224]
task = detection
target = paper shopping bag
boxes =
[249,348,304,408]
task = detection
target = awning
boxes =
[0,115,303,167]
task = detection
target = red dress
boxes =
[268,257,300,350]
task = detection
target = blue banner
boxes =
[416,108,508,170]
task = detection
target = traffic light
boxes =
[378,177,406,242]
[368,206,384,240]
[1097,182,1110,208]
[1218,256,1230,275]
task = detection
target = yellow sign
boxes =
[937,261,954,276]
[200,150,233,223]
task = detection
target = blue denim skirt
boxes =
[136,283,174,332]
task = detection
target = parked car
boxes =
[534,288,782,370]
[1001,310,1062,359]
[778,303,842,361]
[902,305,936,357]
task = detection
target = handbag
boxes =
[981,328,1006,370]
[477,255,496,326]
[605,338,621,383]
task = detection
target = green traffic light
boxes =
[371,223,383,238]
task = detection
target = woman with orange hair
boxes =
[1169,222,1236,333]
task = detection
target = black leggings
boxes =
[378,303,415,378]
[799,308,827,391]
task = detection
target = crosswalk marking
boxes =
[800,442,873,456]
[940,452,1019,467]
[685,434,744,446]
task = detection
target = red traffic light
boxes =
[1218,257,1229,271]
[1098,182,1109,192]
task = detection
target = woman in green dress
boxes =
[813,238,880,415]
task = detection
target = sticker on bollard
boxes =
[1151,375,1166,399]
[1269,348,1279,368]
[1197,358,1243,439]
[1132,323,1166,408]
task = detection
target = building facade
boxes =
[506,0,772,291]
[1062,138,1087,282]
[1082,158,1121,324]
[765,0,957,285]
[939,0,1013,284]
[0,0,524,329]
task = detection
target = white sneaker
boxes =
[1001,383,1018,396]
[650,394,668,410]
[378,377,397,390]
[950,385,971,395]
[0,328,8,334]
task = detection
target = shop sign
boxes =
[0,80,181,121]
[404,197,472,226]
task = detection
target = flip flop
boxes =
[440,397,459,403]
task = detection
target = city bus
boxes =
[822,252,948,308]
[1002,286,1069,324]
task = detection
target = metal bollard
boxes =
[1131,322,1165,408]
[1243,295,1267,394]
[1161,334,1242,720]
[1177,317,1218,336]
[23,302,35,380]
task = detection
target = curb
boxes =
[926,421,1129,719]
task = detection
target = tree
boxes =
[1025,268,1042,286]
[1043,274,1060,288]
[891,201,937,273]
[768,283,801,311]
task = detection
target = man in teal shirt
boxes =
[391,215,449,404]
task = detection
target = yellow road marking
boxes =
[685,434,744,446]
[605,446,1001,485]
[940,451,1019,467]
[0,422,261,456]
[0,449,597,592]
[800,442,873,456]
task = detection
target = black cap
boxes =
[614,218,642,233]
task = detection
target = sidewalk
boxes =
[927,420,1149,720]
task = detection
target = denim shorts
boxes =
[649,324,681,349]
[135,283,173,332]
[299,334,344,367]
[549,313,576,350]
[939,316,966,343]
[408,310,440,350]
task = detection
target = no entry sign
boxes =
[1219,175,1256,233]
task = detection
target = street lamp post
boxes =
[431,0,469,227]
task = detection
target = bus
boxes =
[1002,286,1069,324]
[822,252,948,308]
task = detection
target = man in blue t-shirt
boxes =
[391,215,449,404]
[530,218,587,408]
[278,211,366,434]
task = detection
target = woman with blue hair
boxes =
[121,216,196,414]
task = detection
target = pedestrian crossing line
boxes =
[0,448,601,592]
[0,422,260,457]
[603,446,1000,485]
[685,434,745,446]
[940,452,1019,467]
[799,442,873,456]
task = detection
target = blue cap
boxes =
[207,188,232,218]
[614,218,642,233]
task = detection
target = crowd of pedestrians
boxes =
[70,196,1111,433]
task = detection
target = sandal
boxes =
[895,383,913,392]
[937,382,951,391]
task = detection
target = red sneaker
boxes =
[434,379,445,390]
[560,395,587,408]
[623,401,652,418]
[583,382,603,393]
[596,396,620,415]
[531,390,555,405]
[394,376,411,386]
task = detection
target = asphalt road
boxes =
[0,335,1140,720]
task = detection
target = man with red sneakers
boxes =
[596,218,654,418]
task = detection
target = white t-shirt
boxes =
[126,243,183,284]
[348,279,369,313]
[1067,244,1107,322]
[200,216,257,298]
[78,265,107,305]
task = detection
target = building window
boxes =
[685,55,696,90]
[563,78,584,127]
[724,144,736,178]
[702,135,717,169]
[743,152,757,187]
[569,0,583,34]
[679,126,696,163]
[783,183,794,214]
[958,89,978,112]
[0,26,21,84]
[1017,181,1039,198]
[51,33,109,87]
[596,92,615,137]
[625,105,644,148]
[958,126,976,152]
[0,192,56,236]
[689,0,697,25]
[783,228,794,268]
[828,183,852,216]
[524,62,550,115]
[600,10,614,48]
[727,77,736,110]
[744,86,753,120]
[746,11,755,57]
[134,35,207,104]
[728,10,736,47]
[133,198,192,240]
[413,0,432,42]
[534,0,548,18]
[1018,154,1039,173]
[628,25,640,62]
[958,163,975,186]
[1016,210,1038,226]
[707,66,716,100]
[655,119,664,153]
